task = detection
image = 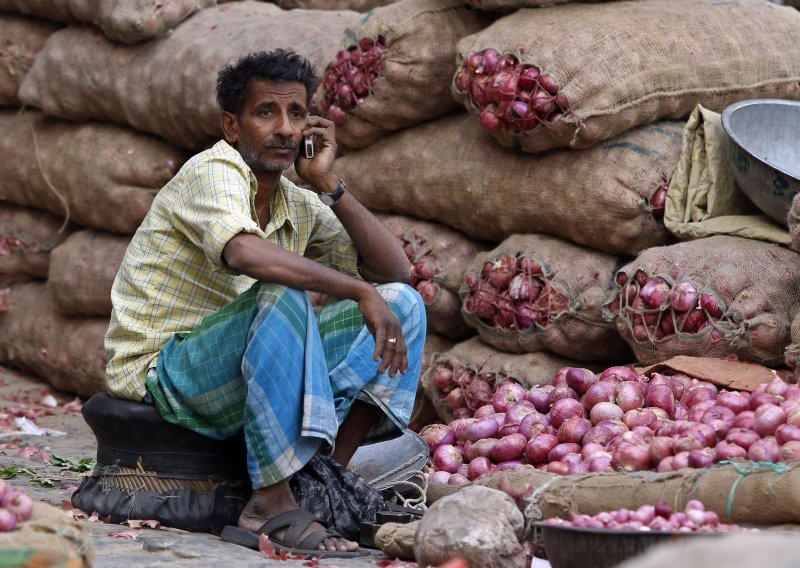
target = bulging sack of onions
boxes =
[0,0,213,44]
[48,230,130,317]
[788,192,800,250]
[604,235,800,367]
[318,0,490,150]
[421,336,580,422]
[19,3,360,150]
[0,111,186,234]
[0,14,60,106]
[337,114,681,255]
[0,204,76,286]
[465,0,615,9]
[452,0,800,153]
[461,234,631,361]
[272,0,398,10]
[379,213,487,338]
[0,282,108,396]
[784,313,800,380]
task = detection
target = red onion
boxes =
[421,424,456,451]
[499,423,520,437]
[590,402,624,425]
[428,470,452,484]
[753,404,786,437]
[474,404,495,419]
[466,438,498,461]
[565,368,599,395]
[519,412,551,438]
[700,405,736,439]
[682,386,717,408]
[582,424,616,446]
[465,379,493,410]
[526,386,554,413]
[750,391,781,410]
[672,451,690,470]
[648,436,675,465]
[451,418,476,443]
[549,398,585,430]
[616,382,645,413]
[433,444,463,473]
[775,423,800,445]
[546,461,570,475]
[458,463,469,477]
[622,408,659,430]
[433,366,454,391]
[725,427,761,450]
[448,473,470,485]
[526,433,559,463]
[716,391,750,415]
[548,442,582,463]
[670,281,698,312]
[5,491,32,522]
[549,385,579,406]
[765,377,789,397]
[467,456,493,480]
[748,436,780,462]
[640,277,671,309]
[713,441,747,462]
[581,442,606,460]
[493,381,528,413]
[612,442,650,471]
[645,384,676,417]
[599,366,639,383]
[632,425,654,441]
[687,448,715,468]
[566,462,589,475]
[673,402,690,420]
[657,456,675,472]
[673,435,705,454]
[491,433,528,462]
[783,400,800,415]
[466,417,500,442]
[780,440,800,462]
[0,509,16,533]
[588,455,612,472]
[495,461,530,472]
[733,411,756,430]
[583,381,617,410]
[557,417,592,444]
[505,402,538,426]
[444,387,466,411]
[596,419,629,438]
[788,407,800,428]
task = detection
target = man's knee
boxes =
[254,282,310,309]
[375,282,426,324]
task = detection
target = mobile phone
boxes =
[304,136,314,159]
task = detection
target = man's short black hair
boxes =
[216,49,319,115]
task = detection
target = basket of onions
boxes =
[0,480,34,532]
[535,500,750,568]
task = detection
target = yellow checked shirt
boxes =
[105,140,359,401]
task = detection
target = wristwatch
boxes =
[319,179,347,207]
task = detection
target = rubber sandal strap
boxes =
[258,509,321,549]
[298,528,341,551]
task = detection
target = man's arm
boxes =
[223,234,408,376]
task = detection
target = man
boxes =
[105,49,426,556]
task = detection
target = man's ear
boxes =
[221,111,239,145]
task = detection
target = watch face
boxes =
[320,193,335,206]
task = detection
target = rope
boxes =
[25,109,71,232]
[716,460,792,520]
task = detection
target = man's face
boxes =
[228,79,309,173]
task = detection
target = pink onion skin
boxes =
[433,444,463,474]
[467,456,493,480]
[645,384,676,417]
[700,405,736,439]
[491,433,528,462]
[673,402,690,421]
[716,391,750,415]
[589,402,624,425]
[583,381,617,410]
[788,408,800,428]
[548,443,582,463]
[526,433,559,463]
[588,455,612,472]
[546,461,570,475]
[466,437,498,460]
[489,413,507,429]
[421,424,456,451]
[733,411,756,430]
[657,456,675,472]
[549,386,579,406]
[747,436,780,462]
[670,281,698,312]
[474,404,496,419]
[672,451,690,470]
[549,398,586,430]
[687,448,715,468]
[765,377,789,397]
[448,473,470,485]
[565,368,599,396]
[596,419,629,438]
[648,436,675,465]
[599,366,639,383]
[492,381,528,413]
[466,417,500,442]
[713,441,747,462]
[519,414,553,439]
[780,440,800,462]
[526,386,554,413]
[682,386,717,409]
[631,426,654,441]
[581,442,607,460]
[775,424,800,445]
[0,509,17,533]
[753,404,786,437]
[582,424,617,446]
[612,442,650,471]
[558,417,592,444]
[552,368,569,388]
[622,408,659,430]
[499,423,520,437]
[616,382,645,413]
[428,470,452,484]
[750,392,781,411]
[567,462,591,475]
[505,402,538,425]
[725,428,761,450]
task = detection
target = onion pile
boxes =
[0,480,33,532]
[545,500,747,533]
[429,361,510,420]
[320,36,387,125]
[425,366,800,484]
[607,270,729,343]
[453,49,570,134]
[463,254,569,331]
[650,175,670,220]
[397,228,442,305]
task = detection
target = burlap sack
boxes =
[461,234,631,361]
[318,0,490,149]
[19,3,361,150]
[379,213,486,339]
[337,114,681,255]
[375,520,418,560]
[788,193,800,250]
[444,461,800,533]
[0,14,59,106]
[0,203,76,286]
[618,533,800,568]
[0,282,108,396]
[465,0,613,8]
[271,0,397,9]
[606,235,800,367]
[422,336,578,421]
[0,501,94,568]
[665,105,791,246]
[453,0,800,153]
[785,312,800,377]
[0,111,185,234]
[0,0,214,43]
[48,230,130,317]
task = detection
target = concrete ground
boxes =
[0,365,399,567]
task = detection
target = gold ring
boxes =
[387,338,397,344]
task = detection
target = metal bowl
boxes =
[720,99,800,227]
[533,522,722,568]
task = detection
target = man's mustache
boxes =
[264,139,298,150]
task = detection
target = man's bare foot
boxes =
[238,482,358,552]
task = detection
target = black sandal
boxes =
[220,509,365,558]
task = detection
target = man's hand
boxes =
[357,287,408,378]
[295,115,338,193]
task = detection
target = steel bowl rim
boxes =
[720,98,800,181]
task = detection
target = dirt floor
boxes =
[0,365,395,567]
